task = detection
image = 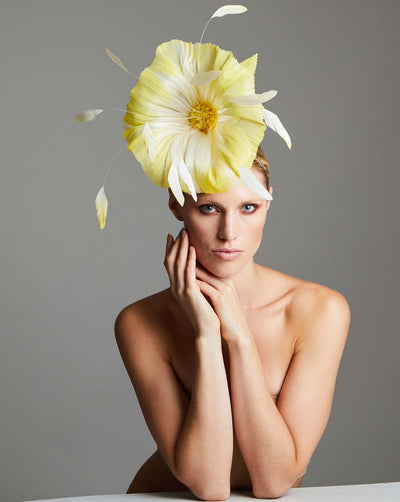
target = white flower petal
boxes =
[95,186,108,229]
[230,90,277,106]
[211,5,248,18]
[168,160,185,207]
[239,166,273,200]
[75,109,104,122]
[263,107,292,149]
[177,155,197,201]
[190,70,221,86]
[143,122,156,161]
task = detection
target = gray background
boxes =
[1,1,399,501]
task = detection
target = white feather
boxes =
[230,90,277,106]
[177,156,198,201]
[74,109,104,122]
[190,70,221,86]
[263,107,292,149]
[106,48,130,74]
[239,166,273,200]
[211,5,248,18]
[199,5,248,43]
[143,122,156,161]
[95,186,108,229]
[168,160,184,207]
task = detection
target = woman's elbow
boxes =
[252,482,290,499]
[190,483,230,501]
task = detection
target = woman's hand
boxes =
[195,264,252,343]
[164,228,221,337]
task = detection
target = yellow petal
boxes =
[75,109,104,122]
[95,186,108,229]
[240,53,258,74]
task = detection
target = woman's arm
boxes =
[162,230,233,499]
[226,288,350,498]
[176,333,233,500]
[116,230,234,500]
[115,308,232,501]
[194,268,350,499]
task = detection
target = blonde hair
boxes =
[251,145,270,190]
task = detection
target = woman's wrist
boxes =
[194,328,221,346]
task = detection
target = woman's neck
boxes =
[230,260,265,310]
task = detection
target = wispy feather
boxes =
[200,4,248,43]
[95,186,108,229]
[211,5,248,18]
[106,48,129,73]
[74,109,104,122]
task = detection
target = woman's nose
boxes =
[218,214,238,241]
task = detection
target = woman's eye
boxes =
[200,204,216,213]
[200,204,258,214]
[242,204,257,213]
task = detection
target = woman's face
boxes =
[169,168,273,277]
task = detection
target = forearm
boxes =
[228,334,297,497]
[175,334,233,495]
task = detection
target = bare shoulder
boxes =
[114,288,174,358]
[288,280,351,350]
[257,265,349,315]
[291,280,351,319]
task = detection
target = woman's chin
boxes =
[197,255,243,277]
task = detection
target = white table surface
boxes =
[23,481,400,502]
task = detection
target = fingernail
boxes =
[180,228,185,237]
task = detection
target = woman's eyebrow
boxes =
[198,198,264,207]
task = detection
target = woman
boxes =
[74,6,351,498]
[114,146,351,500]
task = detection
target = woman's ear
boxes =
[266,186,273,210]
[168,188,184,221]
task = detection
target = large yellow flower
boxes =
[76,5,292,227]
[122,39,268,204]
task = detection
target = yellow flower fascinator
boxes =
[75,5,291,229]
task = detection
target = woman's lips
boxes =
[212,250,243,261]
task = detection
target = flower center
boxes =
[188,102,218,133]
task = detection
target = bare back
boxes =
[117,265,333,493]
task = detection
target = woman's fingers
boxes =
[164,233,177,288]
[175,229,189,293]
[185,245,196,290]
[164,229,187,293]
